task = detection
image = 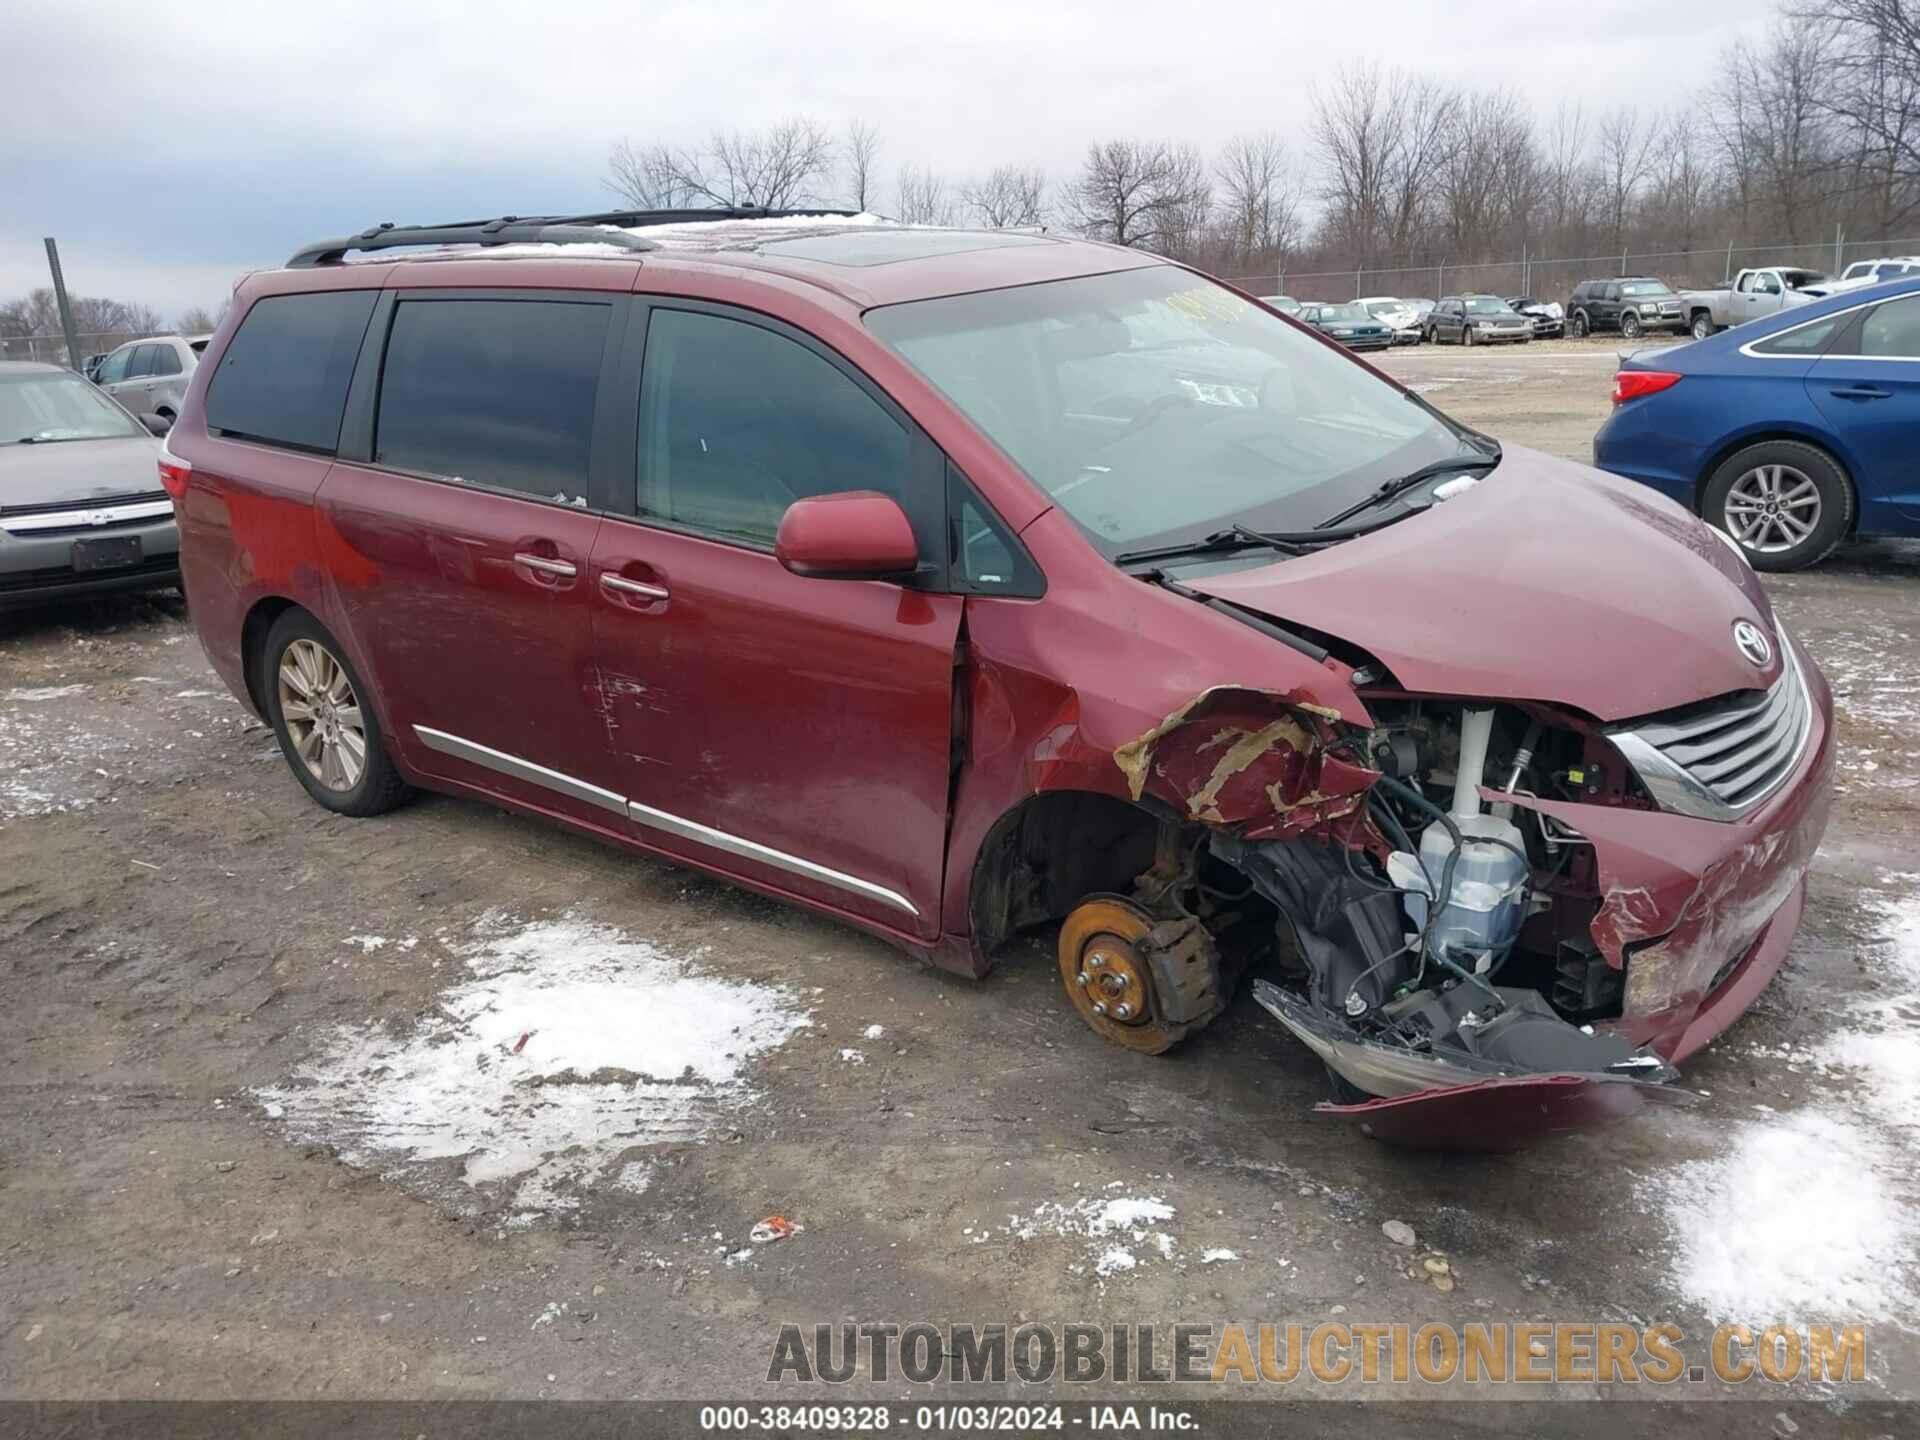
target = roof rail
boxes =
[285,207,868,267]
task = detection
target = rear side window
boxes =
[1751,314,1846,356]
[150,344,182,377]
[636,307,911,546]
[373,299,609,496]
[1860,296,1920,358]
[207,290,378,453]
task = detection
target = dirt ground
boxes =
[3,345,1918,1416]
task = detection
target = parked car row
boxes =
[1261,292,1567,349]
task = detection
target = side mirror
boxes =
[775,491,918,580]
[139,413,173,436]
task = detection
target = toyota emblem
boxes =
[1733,620,1773,668]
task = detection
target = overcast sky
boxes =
[2,0,1772,323]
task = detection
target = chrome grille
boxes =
[1609,645,1812,821]
[0,493,174,538]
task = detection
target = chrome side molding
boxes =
[410,724,918,917]
[413,726,626,817]
[625,798,918,916]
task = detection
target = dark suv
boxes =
[159,208,1832,1145]
[1567,278,1686,339]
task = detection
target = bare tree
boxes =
[1310,64,1396,264]
[1542,100,1591,238]
[1070,139,1211,250]
[1648,109,1718,250]
[606,118,836,209]
[176,302,228,335]
[1312,63,1460,266]
[962,165,1048,228]
[1595,107,1658,250]
[895,164,959,226]
[1439,90,1533,258]
[1706,21,1834,241]
[843,120,882,212]
[1383,74,1461,262]
[1214,133,1304,264]
[1807,0,1920,232]
[0,290,163,339]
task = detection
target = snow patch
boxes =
[1653,888,1920,1321]
[999,1193,1179,1279]
[1094,1247,1137,1276]
[5,685,88,701]
[862,1024,886,1040]
[256,913,812,1224]
[1654,1109,1917,1320]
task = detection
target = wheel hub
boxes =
[1076,937,1150,1024]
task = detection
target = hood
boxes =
[0,434,163,510]
[1185,445,1783,722]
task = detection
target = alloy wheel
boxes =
[1724,463,1823,554]
[277,638,367,791]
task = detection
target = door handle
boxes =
[513,552,576,578]
[601,572,669,601]
[1828,385,1890,400]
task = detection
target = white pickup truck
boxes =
[1680,267,1833,340]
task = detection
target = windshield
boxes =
[1619,281,1673,297]
[1465,297,1513,314]
[1316,303,1371,323]
[1365,301,1407,317]
[866,266,1473,555]
[1,371,144,444]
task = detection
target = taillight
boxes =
[1612,370,1682,406]
[157,452,192,499]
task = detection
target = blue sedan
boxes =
[1593,274,1920,570]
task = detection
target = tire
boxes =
[1691,313,1715,341]
[1464,324,1477,347]
[1701,440,1854,572]
[1324,1064,1374,1106]
[1571,310,1589,338]
[262,610,410,816]
[1620,311,1643,340]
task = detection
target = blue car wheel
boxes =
[1700,439,1855,572]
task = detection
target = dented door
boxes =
[589,519,961,938]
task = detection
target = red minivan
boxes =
[165,211,1833,1147]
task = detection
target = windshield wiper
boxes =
[1312,447,1502,531]
[1114,523,1313,568]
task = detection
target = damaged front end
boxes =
[1098,671,1826,1150]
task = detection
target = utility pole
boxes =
[43,238,83,373]
[1835,223,1844,274]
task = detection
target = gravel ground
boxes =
[2,346,1917,1414]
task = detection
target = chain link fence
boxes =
[1225,235,1920,304]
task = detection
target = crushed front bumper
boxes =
[1293,636,1834,1147]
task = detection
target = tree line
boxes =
[605,0,1920,287]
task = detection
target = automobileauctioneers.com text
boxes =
[767,1320,1867,1387]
